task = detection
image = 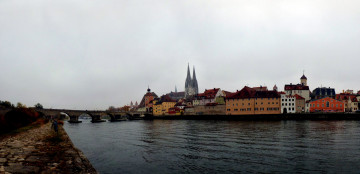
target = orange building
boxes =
[225,86,281,115]
[139,87,158,112]
[309,97,344,113]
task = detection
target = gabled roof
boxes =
[196,88,220,99]
[160,95,176,102]
[227,86,279,99]
[294,94,305,100]
[223,90,235,97]
[335,94,358,102]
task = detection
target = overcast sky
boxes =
[1,0,359,110]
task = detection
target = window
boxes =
[336,104,338,107]
[272,102,274,104]
[285,99,287,101]
[236,103,238,106]
[317,104,319,107]
[282,99,284,101]
[332,104,334,107]
[322,104,324,107]
[340,104,342,107]
[255,108,258,111]
[282,103,284,106]
[234,109,238,111]
[248,103,250,105]
[247,108,251,111]
[326,101,330,107]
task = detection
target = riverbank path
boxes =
[0,122,97,174]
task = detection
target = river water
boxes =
[64,119,360,173]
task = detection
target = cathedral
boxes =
[185,64,198,98]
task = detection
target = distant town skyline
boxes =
[1,0,359,110]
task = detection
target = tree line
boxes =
[0,100,43,109]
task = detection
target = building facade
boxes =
[309,97,344,113]
[294,94,305,113]
[335,94,359,112]
[225,86,281,115]
[152,95,176,116]
[280,93,296,114]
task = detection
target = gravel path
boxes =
[0,122,97,174]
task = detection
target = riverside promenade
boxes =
[0,122,97,174]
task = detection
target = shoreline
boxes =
[148,113,360,121]
[0,122,97,174]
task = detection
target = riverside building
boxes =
[309,97,344,112]
[225,86,281,115]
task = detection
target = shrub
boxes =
[0,108,40,133]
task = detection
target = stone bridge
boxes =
[0,108,147,123]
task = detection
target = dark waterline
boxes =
[64,120,360,173]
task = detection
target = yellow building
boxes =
[152,95,176,116]
[226,86,281,115]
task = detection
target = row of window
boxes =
[227,98,278,101]
[229,102,279,107]
[226,107,280,111]
[282,103,295,106]
[282,99,295,102]
[312,102,342,108]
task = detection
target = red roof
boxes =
[227,86,279,99]
[223,90,235,97]
[278,91,286,94]
[335,94,358,102]
[284,84,309,90]
[294,94,305,100]
[197,88,220,99]
[160,95,176,102]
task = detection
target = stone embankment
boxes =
[0,122,97,174]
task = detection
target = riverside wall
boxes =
[149,113,360,120]
[0,122,97,174]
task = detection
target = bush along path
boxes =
[0,121,97,174]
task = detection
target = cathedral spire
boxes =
[192,66,198,94]
[185,63,191,88]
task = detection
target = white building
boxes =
[284,74,311,101]
[280,93,296,113]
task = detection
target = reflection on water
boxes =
[64,120,360,174]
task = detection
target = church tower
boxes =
[185,64,199,98]
[301,73,307,86]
